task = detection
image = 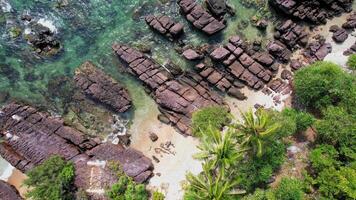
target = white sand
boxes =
[312,14,356,68]
[130,99,202,200]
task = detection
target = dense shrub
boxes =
[294,61,356,112]
[309,145,339,173]
[152,191,165,200]
[316,167,356,199]
[106,176,148,200]
[191,106,231,136]
[315,106,356,161]
[238,140,285,191]
[106,175,148,200]
[241,188,274,200]
[274,178,304,200]
[23,156,76,200]
[347,54,356,70]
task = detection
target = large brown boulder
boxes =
[74,61,132,113]
[0,180,23,200]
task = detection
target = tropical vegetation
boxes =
[185,61,356,200]
[23,155,76,200]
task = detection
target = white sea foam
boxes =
[0,0,12,13]
[0,158,14,181]
[38,18,58,33]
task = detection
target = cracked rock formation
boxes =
[112,44,224,135]
[270,0,353,24]
[203,36,274,90]
[177,0,226,35]
[74,61,132,113]
[145,15,184,39]
[0,180,23,200]
[0,103,153,198]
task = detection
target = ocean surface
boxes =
[0,0,270,178]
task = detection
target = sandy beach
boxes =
[129,98,202,200]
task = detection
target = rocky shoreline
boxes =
[0,103,153,199]
[112,44,224,136]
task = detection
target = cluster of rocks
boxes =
[74,61,132,113]
[0,103,153,198]
[263,78,293,105]
[112,44,224,135]
[274,20,309,49]
[145,15,184,40]
[303,35,332,62]
[267,40,292,63]
[0,180,23,200]
[206,36,274,90]
[268,20,309,62]
[177,0,226,35]
[343,41,356,55]
[342,12,356,30]
[329,25,348,43]
[270,0,353,24]
[24,22,61,55]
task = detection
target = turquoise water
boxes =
[0,0,267,114]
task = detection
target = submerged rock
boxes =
[0,180,23,200]
[74,61,132,113]
[25,22,61,55]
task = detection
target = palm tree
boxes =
[233,108,280,157]
[193,126,245,170]
[184,163,245,200]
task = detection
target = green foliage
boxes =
[23,155,76,200]
[106,176,148,200]
[316,167,356,199]
[347,54,356,70]
[238,140,285,191]
[315,106,356,161]
[271,108,315,137]
[241,188,272,200]
[194,126,244,169]
[184,163,244,200]
[152,191,165,200]
[273,178,304,200]
[309,145,339,173]
[192,106,231,136]
[234,109,280,157]
[294,61,356,112]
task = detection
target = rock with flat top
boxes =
[74,61,132,113]
[145,15,184,39]
[178,0,226,35]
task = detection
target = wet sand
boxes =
[7,169,28,197]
